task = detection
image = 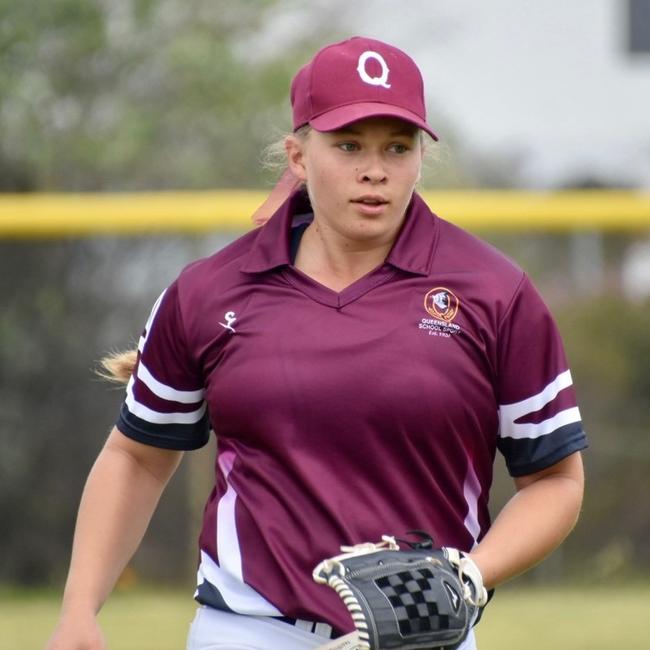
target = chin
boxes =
[345,220,397,242]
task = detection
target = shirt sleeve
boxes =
[496,275,587,476]
[116,280,210,450]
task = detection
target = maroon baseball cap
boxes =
[290,36,438,141]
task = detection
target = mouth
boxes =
[351,195,389,206]
[350,195,390,216]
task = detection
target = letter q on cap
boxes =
[357,51,391,89]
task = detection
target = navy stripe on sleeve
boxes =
[117,403,210,450]
[497,422,588,477]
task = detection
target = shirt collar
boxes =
[385,192,438,276]
[241,190,311,273]
[241,190,437,277]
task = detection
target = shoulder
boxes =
[155,228,265,347]
[174,228,261,300]
[435,217,523,282]
[432,215,526,308]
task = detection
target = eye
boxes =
[388,142,410,154]
[337,142,359,152]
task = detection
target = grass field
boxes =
[1,584,648,649]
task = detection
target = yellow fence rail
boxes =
[1,190,649,237]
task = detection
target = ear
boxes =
[285,135,308,182]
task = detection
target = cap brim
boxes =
[309,102,438,141]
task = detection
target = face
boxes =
[285,117,423,248]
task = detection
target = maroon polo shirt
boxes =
[117,190,586,633]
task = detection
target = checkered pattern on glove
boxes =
[313,536,487,650]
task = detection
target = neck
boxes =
[294,220,396,292]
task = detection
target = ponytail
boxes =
[98,349,138,385]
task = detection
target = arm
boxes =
[468,451,584,589]
[46,426,183,649]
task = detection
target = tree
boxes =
[0,0,339,191]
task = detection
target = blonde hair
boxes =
[98,349,138,385]
[261,125,310,176]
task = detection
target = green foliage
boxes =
[0,0,338,190]
[0,237,213,586]
[557,297,650,438]
[555,297,650,574]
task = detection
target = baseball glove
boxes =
[313,534,487,650]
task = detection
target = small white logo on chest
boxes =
[219,311,237,333]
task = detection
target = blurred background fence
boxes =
[1,0,649,596]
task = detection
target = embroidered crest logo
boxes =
[424,287,459,322]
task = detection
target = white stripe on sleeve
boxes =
[125,376,206,425]
[499,370,573,423]
[136,361,205,404]
[499,406,582,440]
[498,370,582,439]
[137,289,167,353]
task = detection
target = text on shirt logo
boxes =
[219,311,237,333]
[419,287,461,337]
[357,50,391,89]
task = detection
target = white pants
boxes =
[186,606,478,650]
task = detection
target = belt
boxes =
[277,616,341,639]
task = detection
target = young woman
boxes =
[47,37,586,650]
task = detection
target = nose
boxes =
[358,152,387,184]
